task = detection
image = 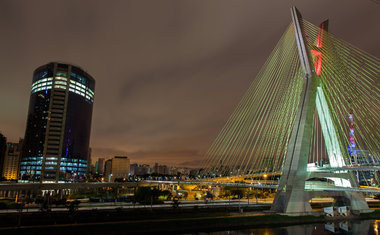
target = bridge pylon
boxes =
[270,7,372,215]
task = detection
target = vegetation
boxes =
[0,200,17,209]
[134,187,171,204]
[219,187,275,199]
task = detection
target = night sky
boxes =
[0,0,379,167]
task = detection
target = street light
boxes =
[109,174,113,182]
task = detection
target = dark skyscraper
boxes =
[0,133,7,178]
[20,62,95,183]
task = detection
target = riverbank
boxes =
[1,206,380,234]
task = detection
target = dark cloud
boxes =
[0,0,379,167]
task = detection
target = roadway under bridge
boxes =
[1,180,380,200]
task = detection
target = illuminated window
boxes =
[54,85,66,90]
[55,81,67,85]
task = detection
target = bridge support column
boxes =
[346,192,372,213]
[273,190,312,215]
[271,7,371,215]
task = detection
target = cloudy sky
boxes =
[0,0,379,167]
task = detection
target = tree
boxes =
[221,187,245,199]
[134,187,166,204]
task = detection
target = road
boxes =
[1,197,377,214]
[0,199,271,214]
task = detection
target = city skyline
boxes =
[0,0,379,168]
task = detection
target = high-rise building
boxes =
[0,133,7,178]
[111,156,130,180]
[104,159,112,182]
[153,163,169,175]
[96,158,105,175]
[103,156,130,182]
[130,164,151,176]
[20,62,95,183]
[2,139,23,180]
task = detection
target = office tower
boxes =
[96,158,105,175]
[111,156,130,180]
[130,164,151,176]
[130,163,137,176]
[2,139,23,180]
[0,133,6,178]
[20,62,95,183]
[103,156,130,182]
[104,159,112,182]
[153,163,169,175]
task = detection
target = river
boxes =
[185,219,380,234]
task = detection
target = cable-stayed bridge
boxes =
[201,7,379,215]
[0,7,378,216]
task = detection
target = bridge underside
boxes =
[272,189,371,215]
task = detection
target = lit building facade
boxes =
[20,62,95,183]
[2,139,23,180]
[111,156,130,180]
[103,156,130,182]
